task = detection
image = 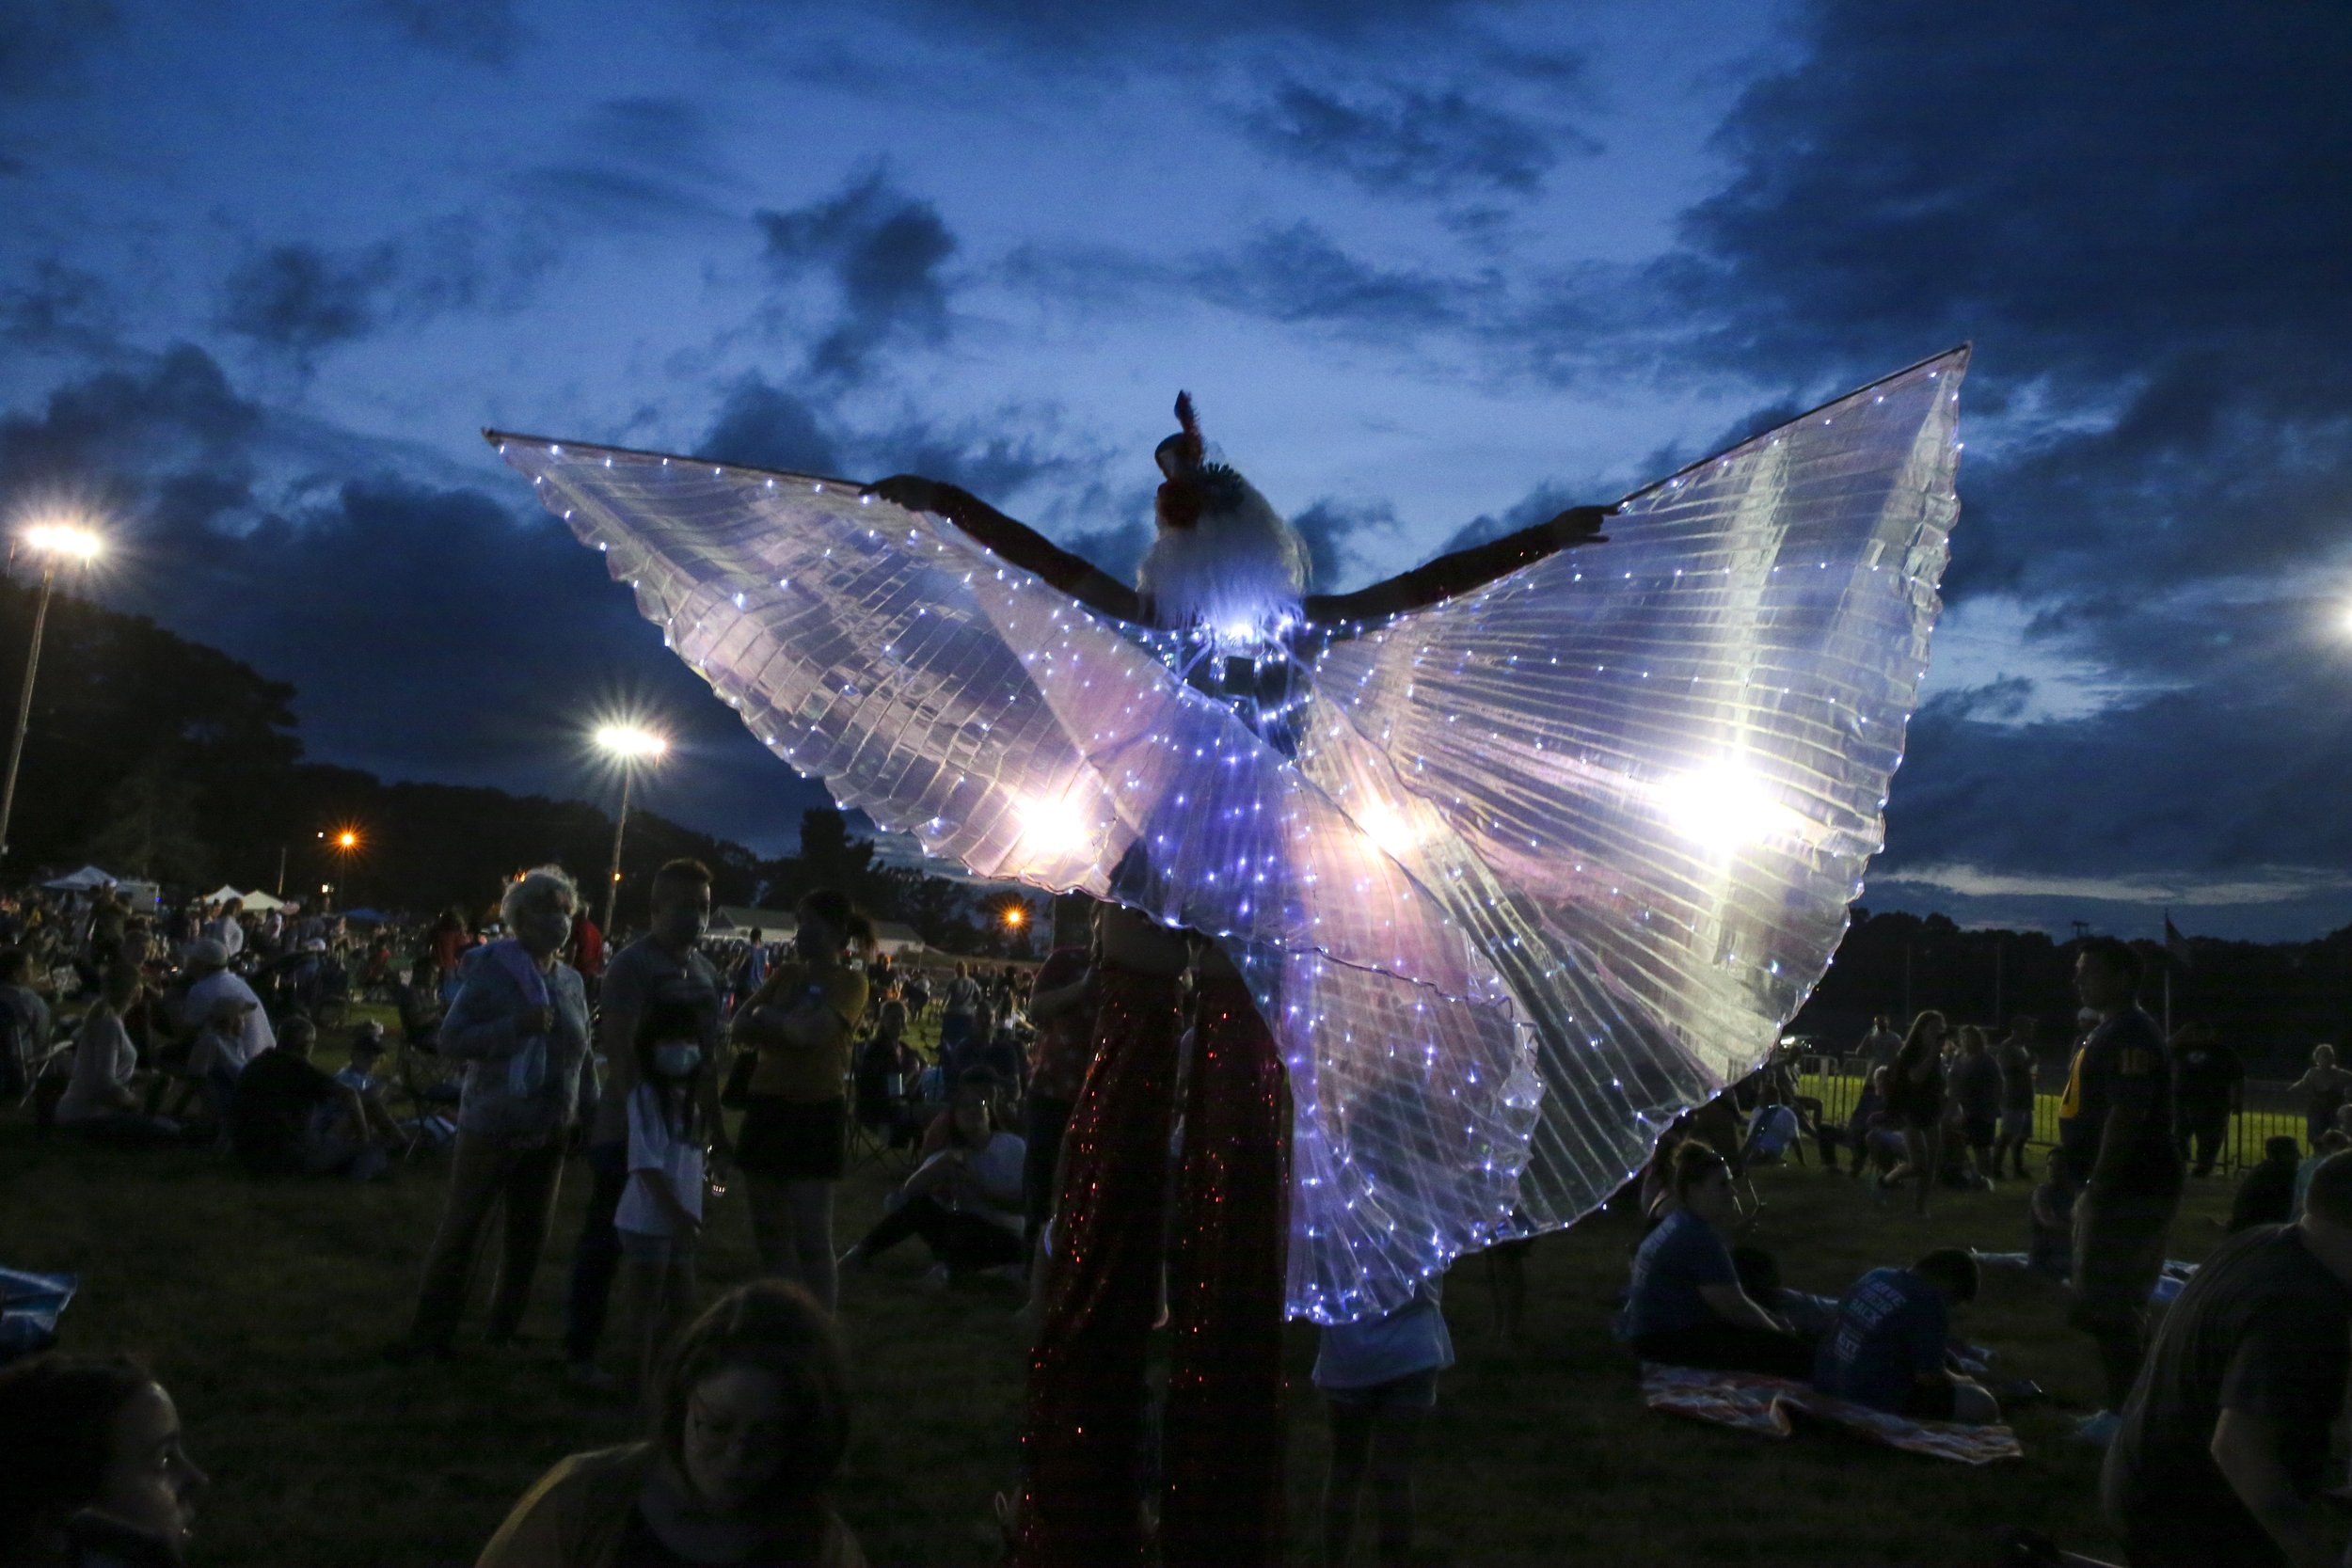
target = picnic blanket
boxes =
[0,1267,77,1364]
[1640,1362,2024,1465]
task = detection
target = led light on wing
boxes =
[1652,758,1806,854]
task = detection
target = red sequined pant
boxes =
[1016,971,1291,1568]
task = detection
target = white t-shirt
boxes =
[617,1083,705,1238]
[205,916,246,958]
[56,1011,135,1125]
[920,1131,1026,1233]
[185,971,273,1075]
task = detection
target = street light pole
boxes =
[0,563,59,864]
[593,724,666,939]
[0,525,103,864]
[601,763,634,938]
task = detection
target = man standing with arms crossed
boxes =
[2059,937,2180,1448]
[563,858,732,1388]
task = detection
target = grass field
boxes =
[1,1069,2245,1567]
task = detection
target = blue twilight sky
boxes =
[1,0,2348,939]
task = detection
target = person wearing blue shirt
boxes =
[1623,1141,1816,1377]
[1813,1249,1999,1423]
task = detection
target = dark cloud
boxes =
[0,0,117,97]
[700,376,843,475]
[1189,223,1469,331]
[217,244,395,356]
[367,0,522,67]
[709,0,1490,54]
[1289,498,1394,592]
[755,169,958,382]
[0,259,116,352]
[1243,78,1579,198]
[215,216,552,359]
[518,96,738,230]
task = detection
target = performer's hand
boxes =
[1544,503,1616,545]
[866,474,962,516]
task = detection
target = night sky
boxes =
[2,1,2346,938]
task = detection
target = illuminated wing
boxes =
[1296,346,1968,1234]
[490,436,1532,1320]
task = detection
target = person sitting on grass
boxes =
[477,1281,865,1568]
[227,1016,388,1181]
[397,955,446,1051]
[1812,1248,2000,1424]
[326,1022,408,1147]
[52,962,182,1148]
[841,1069,1026,1285]
[2293,1112,2352,1220]
[2230,1137,2303,1234]
[617,1000,709,1404]
[0,1353,209,1568]
[2101,1148,2352,1568]
[1314,1279,1453,1568]
[1620,1139,1817,1377]
[2029,1148,2078,1281]
[1740,1084,1802,1166]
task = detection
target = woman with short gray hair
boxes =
[396,866,594,1361]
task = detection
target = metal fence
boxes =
[1795,1056,2309,1175]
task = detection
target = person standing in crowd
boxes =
[1620,1140,1815,1376]
[731,889,870,1312]
[477,1281,864,1568]
[2103,1150,2352,1568]
[1314,1278,1453,1568]
[2170,1024,2243,1179]
[938,960,980,1062]
[1886,1011,1948,1216]
[2059,936,2181,1448]
[1994,1018,2040,1180]
[564,907,605,997]
[1859,1013,1901,1069]
[2290,1043,2350,1149]
[396,867,593,1361]
[732,928,769,1008]
[842,1068,1027,1282]
[616,1000,711,1403]
[0,1354,210,1568]
[429,907,469,1002]
[201,897,245,961]
[1951,1025,2004,1188]
[0,946,53,1096]
[564,859,728,1390]
[1812,1249,1999,1424]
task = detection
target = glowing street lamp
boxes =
[1001,905,1026,931]
[595,723,669,936]
[0,522,103,863]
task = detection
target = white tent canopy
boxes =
[201,884,288,912]
[43,865,118,892]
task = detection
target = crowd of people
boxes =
[5,875,2351,1567]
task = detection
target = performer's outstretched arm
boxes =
[1303,503,1616,626]
[867,476,1144,624]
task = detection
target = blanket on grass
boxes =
[1639,1362,2024,1465]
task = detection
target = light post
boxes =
[324,827,360,912]
[594,724,667,938]
[0,523,103,863]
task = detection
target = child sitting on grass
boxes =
[1314,1279,1454,1568]
[617,1001,708,1402]
[2028,1148,2075,1280]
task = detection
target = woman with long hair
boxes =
[1887,1010,1949,1216]
[478,1280,863,1567]
[731,890,871,1311]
